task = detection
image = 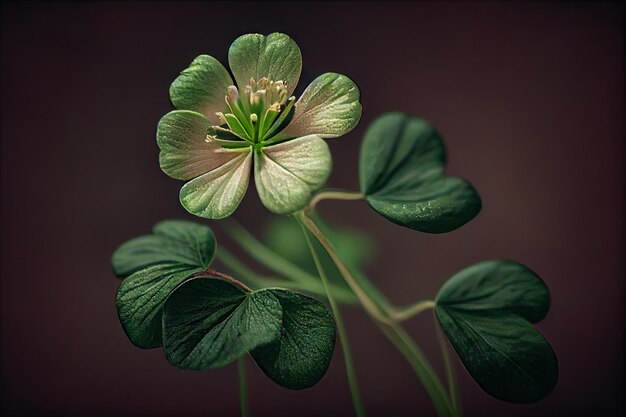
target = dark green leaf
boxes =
[116,264,203,348]
[112,219,215,277]
[162,277,282,370]
[437,260,550,323]
[251,289,336,389]
[112,220,216,348]
[359,112,481,233]
[435,260,557,403]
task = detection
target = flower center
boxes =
[209,77,296,147]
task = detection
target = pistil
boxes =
[213,77,295,147]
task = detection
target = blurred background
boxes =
[1,2,623,416]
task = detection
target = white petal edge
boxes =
[157,110,241,180]
[254,135,332,214]
[180,151,252,219]
[278,73,362,139]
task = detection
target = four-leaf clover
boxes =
[157,33,362,218]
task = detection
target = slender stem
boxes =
[298,217,366,417]
[221,220,320,286]
[195,268,252,292]
[378,322,454,417]
[391,300,436,322]
[308,189,364,211]
[297,213,392,324]
[298,211,457,417]
[435,313,459,415]
[238,357,250,417]
[215,247,357,304]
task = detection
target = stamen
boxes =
[268,103,281,112]
[219,78,292,145]
[227,85,239,102]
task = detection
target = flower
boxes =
[157,33,362,219]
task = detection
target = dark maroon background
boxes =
[1,2,623,416]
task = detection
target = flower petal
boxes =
[157,110,241,180]
[278,73,362,139]
[254,135,331,214]
[228,33,302,97]
[180,151,252,219]
[169,55,233,125]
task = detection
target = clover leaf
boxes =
[162,277,283,370]
[112,220,216,348]
[158,33,362,219]
[113,219,337,390]
[162,277,337,389]
[434,260,558,403]
[359,112,481,233]
[250,289,336,389]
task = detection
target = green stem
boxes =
[378,322,453,417]
[195,268,252,293]
[298,211,456,417]
[214,247,357,304]
[297,217,366,417]
[435,313,459,415]
[221,220,320,286]
[238,357,250,417]
[308,189,364,210]
[391,300,436,322]
[297,213,393,323]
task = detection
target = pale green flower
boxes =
[157,33,362,218]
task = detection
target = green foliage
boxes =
[262,215,374,295]
[359,112,481,233]
[163,277,336,389]
[112,219,337,389]
[112,219,215,278]
[162,277,283,370]
[112,220,216,348]
[249,289,337,389]
[435,260,558,403]
[113,30,560,416]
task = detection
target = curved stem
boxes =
[378,322,453,417]
[296,213,392,324]
[298,211,456,417]
[238,357,250,417]
[308,189,364,211]
[391,300,436,322]
[221,220,320,286]
[195,268,252,293]
[435,313,459,415]
[298,217,366,417]
[215,247,357,304]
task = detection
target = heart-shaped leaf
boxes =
[251,289,336,389]
[435,260,558,403]
[112,220,216,348]
[359,112,481,233]
[162,277,283,370]
[162,277,337,389]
